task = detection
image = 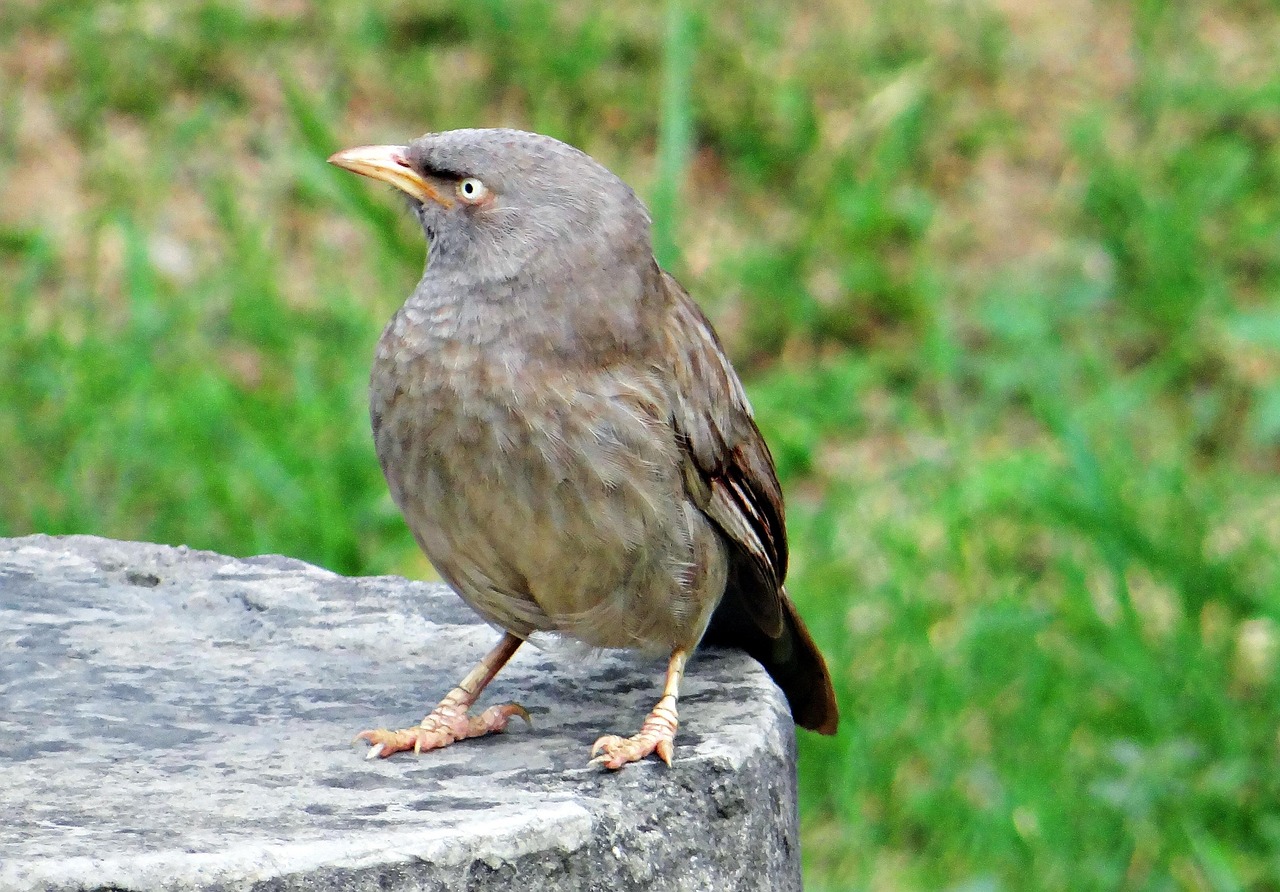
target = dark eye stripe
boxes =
[421,162,468,180]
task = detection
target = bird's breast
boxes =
[369,299,665,481]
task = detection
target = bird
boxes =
[328,129,838,769]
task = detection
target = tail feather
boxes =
[702,587,839,735]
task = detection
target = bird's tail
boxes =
[703,588,839,735]
[766,596,839,734]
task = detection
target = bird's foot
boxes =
[358,701,530,759]
[589,694,679,770]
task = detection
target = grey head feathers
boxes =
[404,129,653,284]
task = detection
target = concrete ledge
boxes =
[0,535,801,891]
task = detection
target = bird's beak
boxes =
[327,145,453,208]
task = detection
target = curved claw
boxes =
[655,738,674,767]
[588,732,676,770]
[590,735,622,759]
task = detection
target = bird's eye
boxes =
[456,177,490,204]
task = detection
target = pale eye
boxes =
[456,177,489,203]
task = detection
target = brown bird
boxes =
[329,129,837,769]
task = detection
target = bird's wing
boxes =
[662,271,786,638]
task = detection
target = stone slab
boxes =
[0,535,800,891]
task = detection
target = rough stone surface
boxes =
[0,535,801,891]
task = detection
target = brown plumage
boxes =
[329,129,837,768]
[662,274,837,734]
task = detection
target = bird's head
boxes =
[329,129,652,284]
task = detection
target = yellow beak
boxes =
[327,145,453,208]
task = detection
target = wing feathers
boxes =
[661,269,838,734]
[663,273,786,637]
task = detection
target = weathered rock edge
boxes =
[0,535,801,891]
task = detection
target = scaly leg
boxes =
[358,632,528,759]
[590,648,688,770]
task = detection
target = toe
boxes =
[588,733,673,770]
[472,702,531,735]
[356,728,415,758]
[590,735,624,759]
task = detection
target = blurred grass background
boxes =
[3,0,1280,887]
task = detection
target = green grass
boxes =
[4,0,1280,887]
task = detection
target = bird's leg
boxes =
[590,647,689,770]
[358,632,529,759]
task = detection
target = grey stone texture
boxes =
[0,535,801,891]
